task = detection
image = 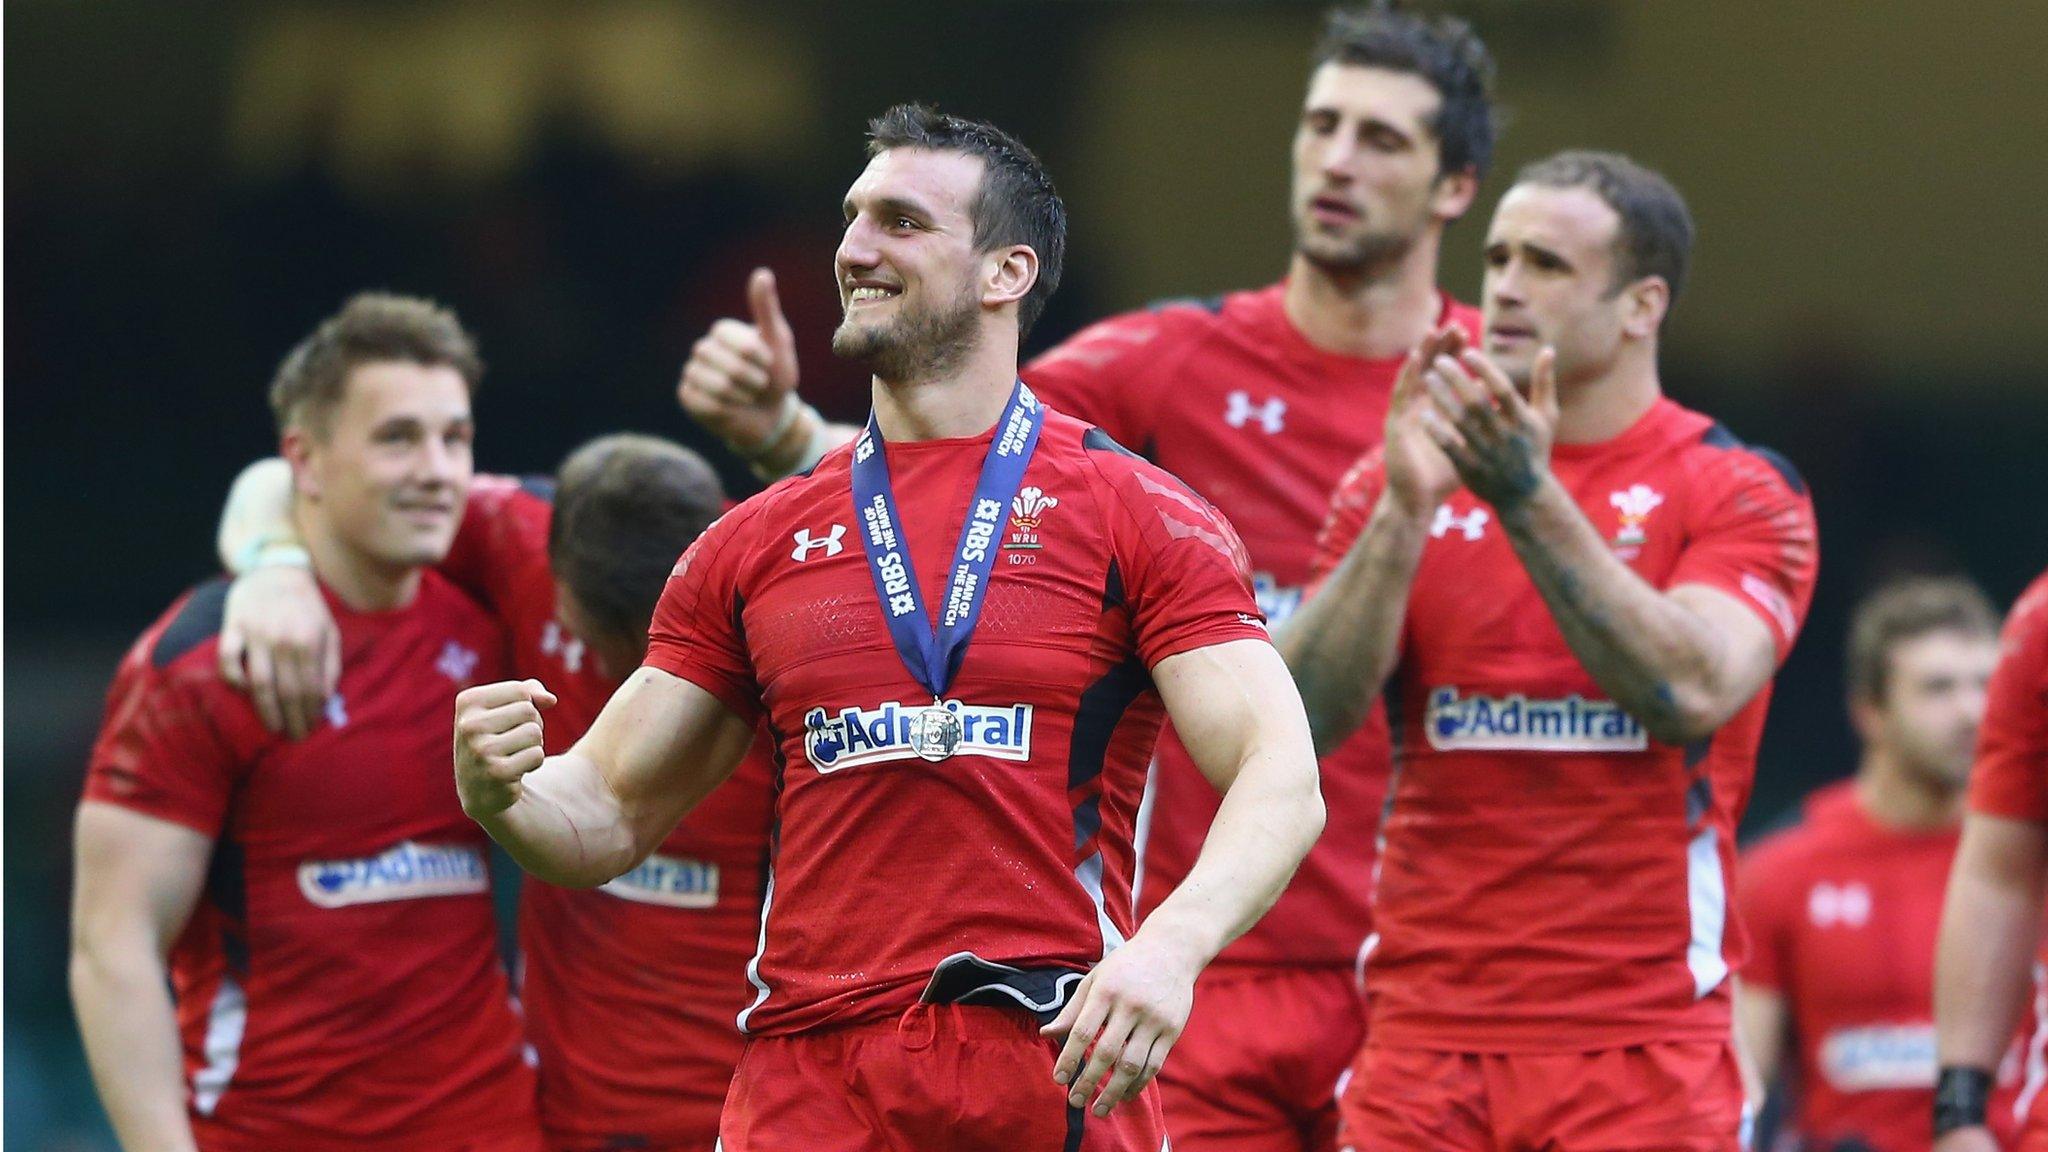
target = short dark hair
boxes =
[866,103,1067,341]
[549,434,726,649]
[1312,2,1498,180]
[1514,150,1696,305]
[1845,576,2000,703]
[270,292,483,437]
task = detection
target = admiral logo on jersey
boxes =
[1425,687,1648,752]
[297,841,489,908]
[1817,1023,1938,1091]
[599,852,721,909]
[803,700,1033,772]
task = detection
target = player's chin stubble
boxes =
[831,291,981,384]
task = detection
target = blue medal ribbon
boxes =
[850,380,1044,697]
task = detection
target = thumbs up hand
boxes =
[679,267,806,457]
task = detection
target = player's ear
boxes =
[1847,689,1883,746]
[983,245,1038,311]
[1621,276,1669,341]
[1430,166,1480,224]
[280,425,322,499]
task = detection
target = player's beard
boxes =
[1293,218,1417,279]
[831,279,982,384]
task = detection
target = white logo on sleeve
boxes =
[298,841,488,907]
[1224,391,1287,434]
[792,524,847,562]
[1808,881,1872,928]
[1430,504,1491,541]
[436,641,480,684]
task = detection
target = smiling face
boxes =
[1481,182,1663,389]
[288,360,474,572]
[1290,64,1472,275]
[831,147,994,383]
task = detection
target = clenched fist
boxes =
[454,679,559,819]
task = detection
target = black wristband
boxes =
[1933,1065,1994,1137]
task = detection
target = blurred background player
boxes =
[212,433,773,1151]
[454,104,1325,1150]
[1283,152,1819,1150]
[1738,576,2013,1152]
[1934,568,2048,1152]
[675,8,1494,1146]
[67,295,543,1152]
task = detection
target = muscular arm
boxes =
[1274,495,1428,755]
[1046,637,1323,1115]
[1146,637,1327,957]
[1494,476,1780,746]
[459,668,757,887]
[69,803,212,1152]
[1936,812,2046,1072]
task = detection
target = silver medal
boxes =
[912,705,964,762]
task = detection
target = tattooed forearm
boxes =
[1496,478,1712,743]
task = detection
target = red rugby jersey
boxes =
[1964,569,2048,1135]
[1741,781,2022,1152]
[443,475,775,1146]
[1311,396,1819,1051]
[1024,283,1482,969]
[81,574,536,1152]
[644,405,1268,1034]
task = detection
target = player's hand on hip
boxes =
[453,679,559,819]
[1419,343,1560,513]
[218,565,341,741]
[1381,324,1465,519]
[678,266,803,455]
[1041,932,1199,1117]
[1933,1127,1999,1152]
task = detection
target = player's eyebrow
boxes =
[844,194,937,226]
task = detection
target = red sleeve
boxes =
[1667,449,1819,663]
[642,502,765,725]
[440,474,551,612]
[1307,449,1387,594]
[81,640,253,839]
[1969,574,2048,823]
[1097,456,1268,669]
[1023,309,1185,452]
[1735,830,1803,994]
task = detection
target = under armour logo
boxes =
[1224,391,1286,434]
[1430,504,1490,541]
[792,525,846,562]
[435,641,480,684]
[540,620,586,674]
[324,694,349,729]
[1809,881,1872,929]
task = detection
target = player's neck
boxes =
[294,502,424,613]
[1553,347,1662,445]
[1283,238,1444,360]
[1855,750,1964,831]
[868,336,1022,442]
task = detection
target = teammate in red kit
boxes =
[676,9,1495,1146]
[211,435,773,1150]
[456,104,1324,1151]
[68,295,542,1152]
[1738,577,2012,1152]
[1934,569,2048,1152]
[1282,152,1820,1150]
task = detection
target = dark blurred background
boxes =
[9,2,2046,1144]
